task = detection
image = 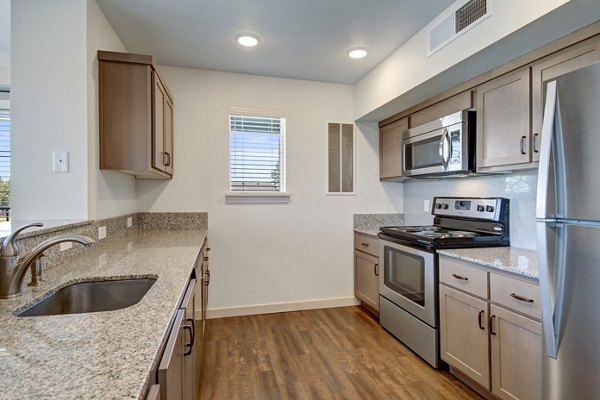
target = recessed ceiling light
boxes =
[235,33,260,47]
[347,48,368,59]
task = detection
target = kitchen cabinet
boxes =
[379,117,407,181]
[98,50,174,178]
[158,277,197,400]
[354,232,379,313]
[531,35,600,161]
[409,90,473,128]
[439,256,541,400]
[195,240,210,384]
[476,67,532,171]
[439,284,490,388]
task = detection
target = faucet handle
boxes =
[1,222,44,257]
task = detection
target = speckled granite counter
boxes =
[353,213,403,237]
[354,228,380,237]
[438,247,539,280]
[0,229,207,400]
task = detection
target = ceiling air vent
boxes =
[428,0,490,55]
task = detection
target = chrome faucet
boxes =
[0,222,95,299]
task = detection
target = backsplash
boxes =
[402,170,538,250]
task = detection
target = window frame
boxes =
[225,107,290,203]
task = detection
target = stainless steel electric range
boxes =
[377,197,510,368]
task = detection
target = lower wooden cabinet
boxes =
[439,256,541,400]
[354,232,379,313]
[490,304,542,400]
[440,284,490,388]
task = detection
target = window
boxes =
[0,109,9,220]
[229,112,286,193]
[327,122,354,194]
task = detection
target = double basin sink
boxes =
[18,277,157,317]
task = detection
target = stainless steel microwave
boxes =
[402,111,475,177]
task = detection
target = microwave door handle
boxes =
[438,128,450,169]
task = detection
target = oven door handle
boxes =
[438,128,450,170]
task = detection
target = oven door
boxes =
[402,121,467,177]
[379,238,437,327]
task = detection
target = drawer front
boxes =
[440,257,488,299]
[490,273,541,319]
[354,233,379,257]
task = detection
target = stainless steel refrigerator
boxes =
[537,61,600,399]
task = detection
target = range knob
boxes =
[477,205,485,212]
[442,204,449,209]
[435,203,443,209]
[486,205,495,212]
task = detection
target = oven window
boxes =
[384,246,425,306]
[405,136,443,170]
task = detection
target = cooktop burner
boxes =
[378,197,510,250]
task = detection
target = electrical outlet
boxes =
[53,151,69,173]
[98,226,107,240]
[59,242,73,252]
[127,217,132,228]
[424,199,430,212]
[98,253,107,267]
[127,242,133,252]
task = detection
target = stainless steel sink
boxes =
[17,277,157,317]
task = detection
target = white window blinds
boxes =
[229,114,285,192]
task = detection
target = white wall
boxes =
[403,170,538,250]
[354,0,569,119]
[86,0,136,220]
[11,0,89,220]
[0,50,9,88]
[136,67,403,312]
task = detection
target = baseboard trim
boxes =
[198,297,360,319]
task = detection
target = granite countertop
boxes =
[353,228,380,237]
[438,247,539,280]
[0,229,207,400]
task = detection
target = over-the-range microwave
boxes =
[402,110,476,177]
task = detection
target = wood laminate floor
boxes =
[199,306,481,400]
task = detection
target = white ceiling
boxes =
[96,0,456,84]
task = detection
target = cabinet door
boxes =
[440,285,490,389]
[181,279,196,400]
[158,310,185,400]
[490,305,542,400]
[354,250,379,312]
[476,68,531,170]
[164,95,174,175]
[379,117,407,180]
[152,73,166,173]
[531,36,600,161]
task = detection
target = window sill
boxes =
[225,192,291,204]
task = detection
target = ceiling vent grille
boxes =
[428,0,490,55]
[456,0,487,33]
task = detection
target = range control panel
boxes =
[432,197,505,221]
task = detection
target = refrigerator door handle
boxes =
[537,222,567,359]
[536,81,557,220]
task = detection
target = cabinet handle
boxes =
[478,310,485,330]
[374,263,379,277]
[510,293,534,303]
[520,136,527,155]
[490,315,497,335]
[203,256,209,261]
[163,152,171,166]
[183,318,195,356]
[205,270,210,286]
[206,247,211,252]
[361,242,369,247]
[452,273,469,281]
[533,133,540,153]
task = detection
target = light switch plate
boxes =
[98,226,107,240]
[127,217,132,228]
[424,199,430,212]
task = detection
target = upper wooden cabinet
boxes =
[98,51,174,178]
[409,91,473,128]
[476,67,531,171]
[531,36,600,162]
[379,117,407,181]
